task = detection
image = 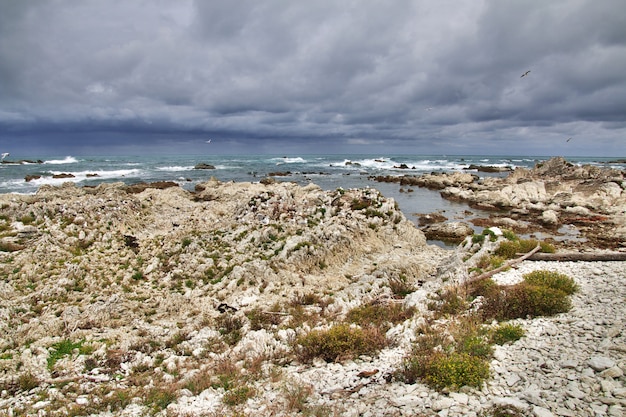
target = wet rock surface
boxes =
[375,157,626,249]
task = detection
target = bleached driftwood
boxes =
[525,252,626,262]
[468,244,542,284]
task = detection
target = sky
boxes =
[0,0,625,157]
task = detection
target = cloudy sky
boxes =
[1,0,624,157]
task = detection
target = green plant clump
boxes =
[47,339,84,370]
[490,323,525,345]
[402,352,490,390]
[346,302,415,331]
[523,270,579,295]
[494,239,555,259]
[480,281,572,321]
[295,323,387,363]
[473,269,577,321]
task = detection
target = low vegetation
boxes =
[0,188,583,414]
[398,239,577,391]
[295,323,388,363]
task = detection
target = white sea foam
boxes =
[47,168,141,179]
[44,156,79,165]
[156,166,194,172]
[272,157,307,164]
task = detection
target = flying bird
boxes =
[425,107,433,111]
[566,137,572,142]
[521,70,531,78]
[206,139,212,144]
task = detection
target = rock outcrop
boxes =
[0,177,624,416]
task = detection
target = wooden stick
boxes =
[468,244,542,284]
[525,252,626,262]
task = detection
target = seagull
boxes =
[521,70,531,78]
[425,107,433,111]
[566,137,572,142]
[205,139,211,144]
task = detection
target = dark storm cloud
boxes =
[0,0,624,156]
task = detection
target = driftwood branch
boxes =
[525,252,626,262]
[468,244,542,284]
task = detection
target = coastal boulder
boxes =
[422,221,474,242]
[194,163,216,170]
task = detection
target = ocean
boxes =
[1,154,623,233]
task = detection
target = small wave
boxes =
[47,168,141,179]
[272,157,307,164]
[156,166,194,172]
[352,158,397,170]
[44,156,79,165]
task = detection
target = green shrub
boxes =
[494,239,551,259]
[410,352,489,390]
[350,198,372,210]
[456,335,493,359]
[491,323,525,345]
[479,255,506,270]
[469,278,499,300]
[295,323,387,363]
[472,234,486,244]
[428,289,468,317]
[539,241,555,253]
[493,241,522,259]
[523,270,578,295]
[426,353,490,389]
[482,229,498,242]
[346,302,415,331]
[291,292,324,306]
[481,282,572,321]
[501,229,518,241]
[517,239,540,254]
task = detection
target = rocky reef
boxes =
[375,157,626,249]
[0,179,447,415]
[0,174,624,416]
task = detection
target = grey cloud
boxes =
[0,0,624,156]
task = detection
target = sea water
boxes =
[1,154,623,231]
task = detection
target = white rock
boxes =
[492,397,528,410]
[506,373,522,387]
[600,366,624,378]
[32,400,51,410]
[449,392,469,405]
[532,406,556,417]
[613,387,626,398]
[431,397,455,411]
[565,383,585,399]
[608,404,623,417]
[541,210,559,225]
[588,356,616,372]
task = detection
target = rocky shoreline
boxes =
[374,157,626,249]
[0,158,624,416]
